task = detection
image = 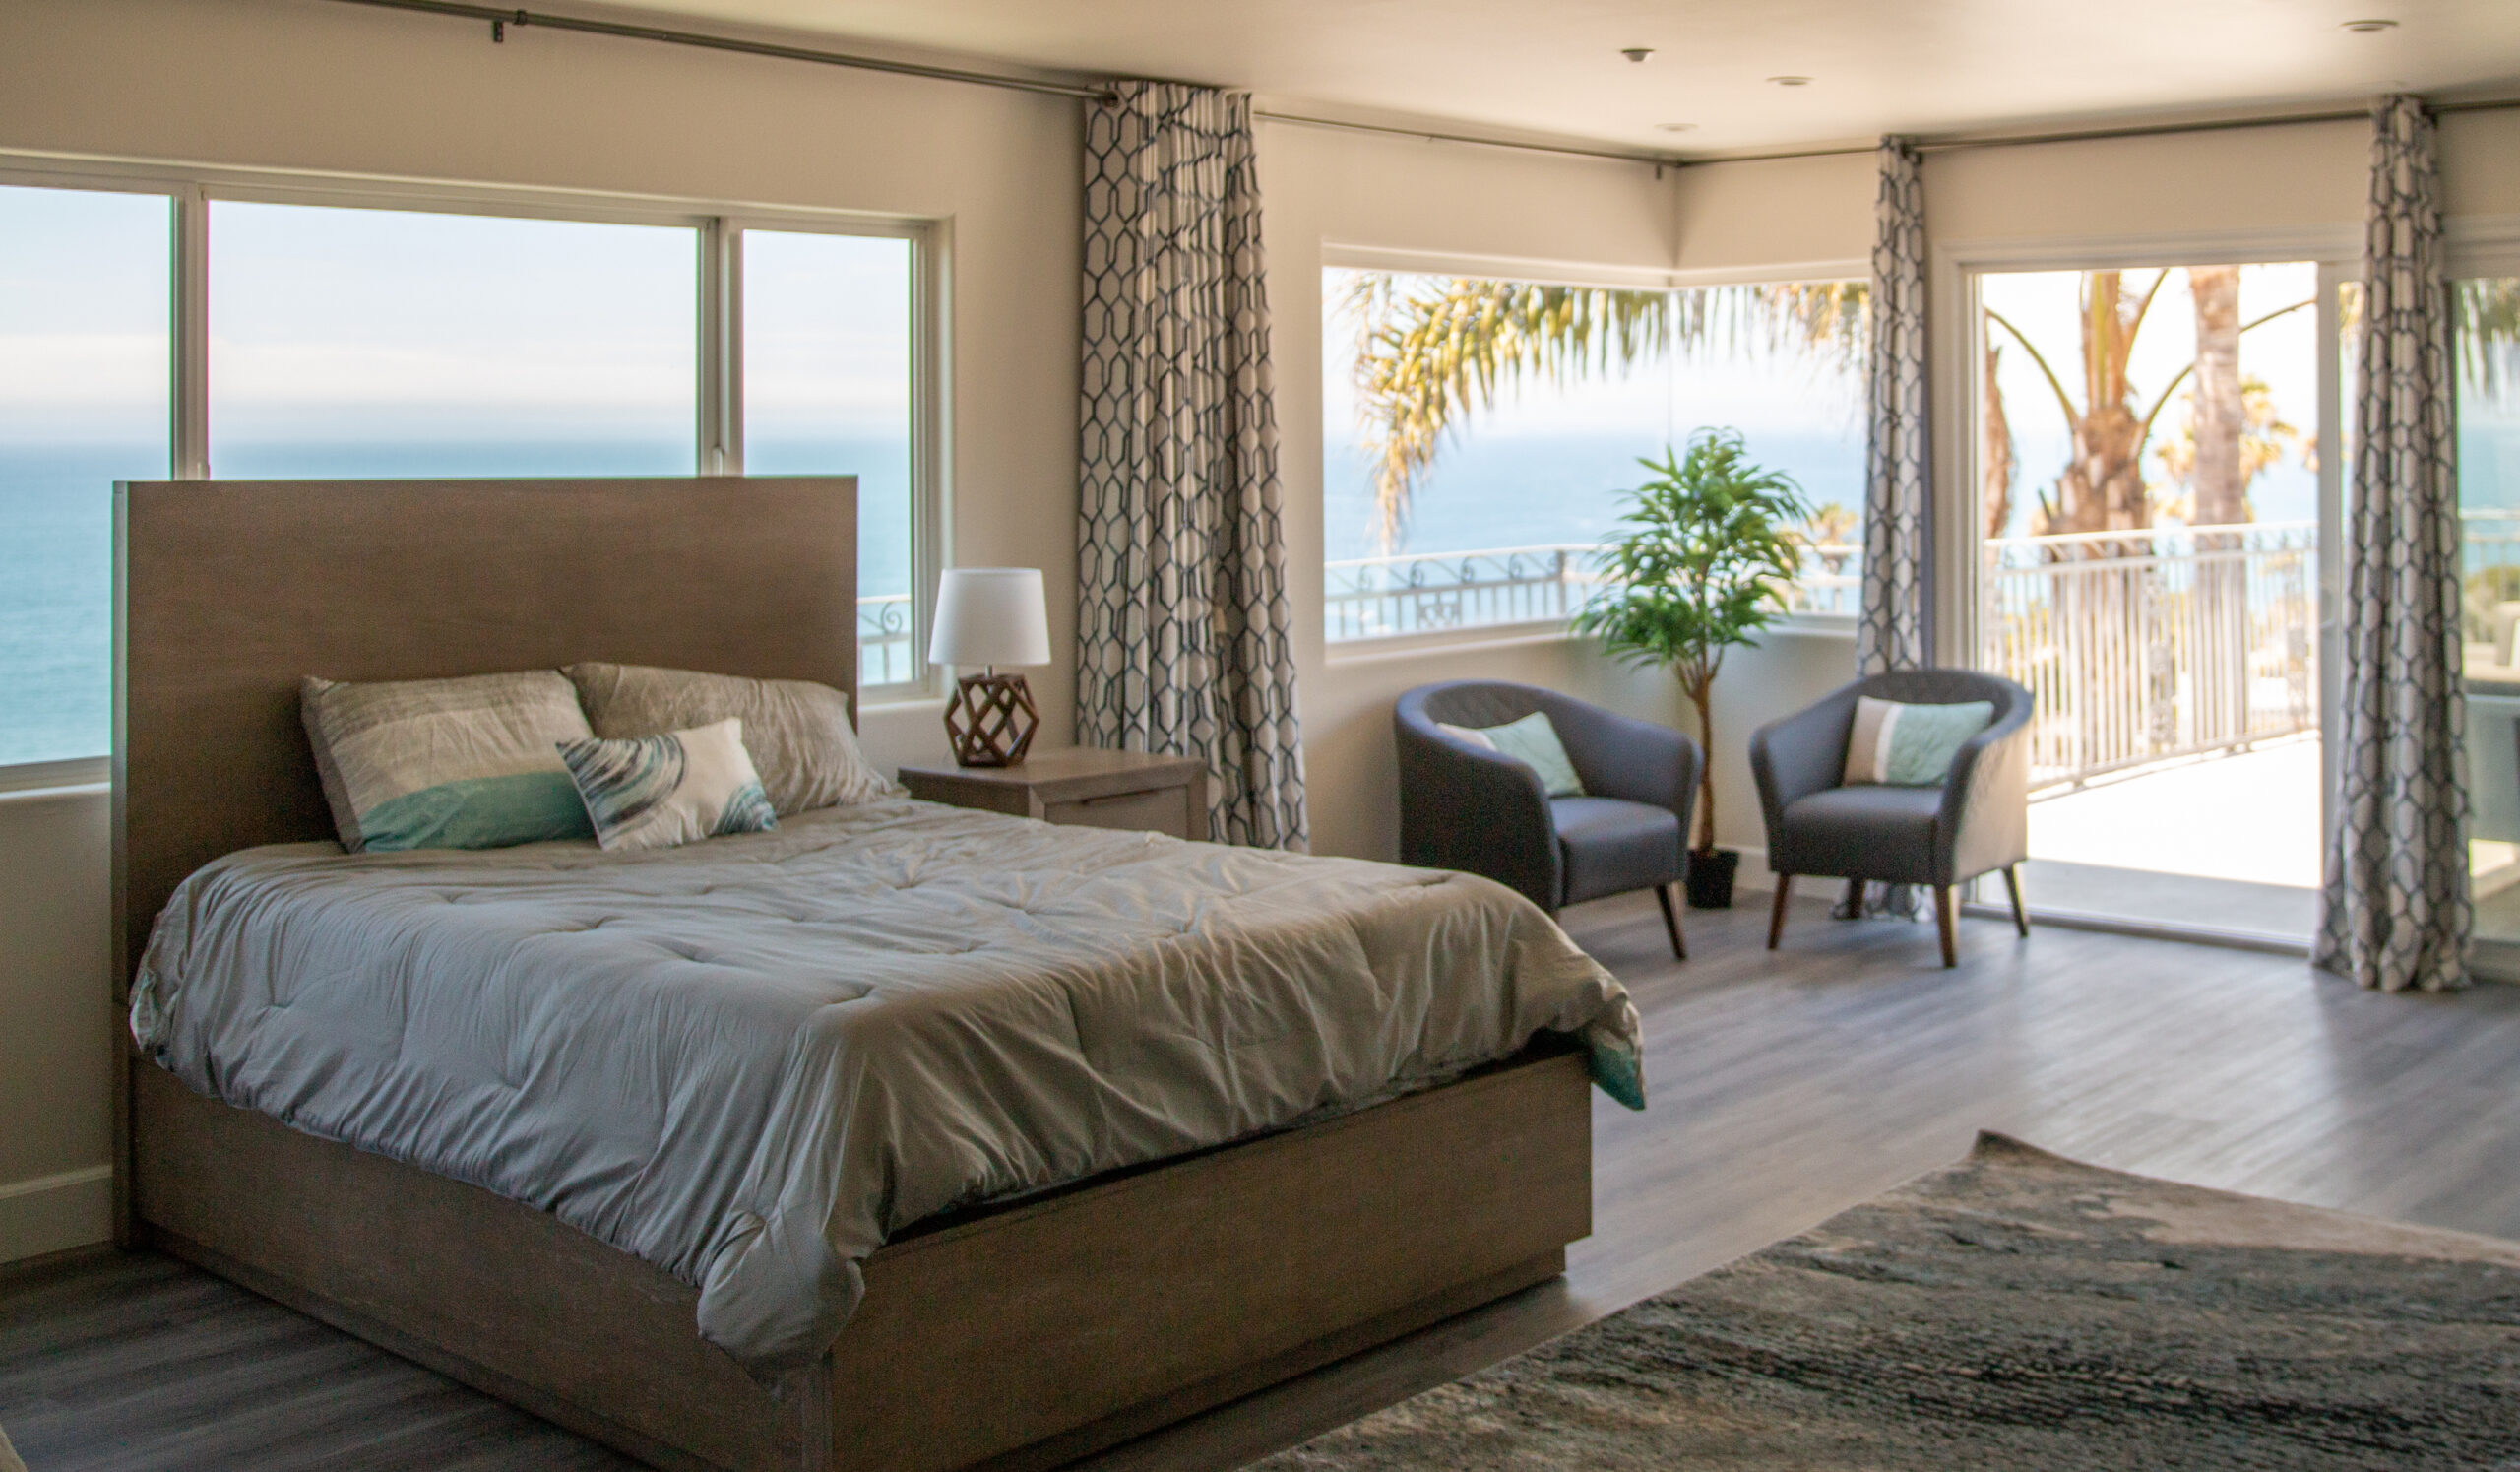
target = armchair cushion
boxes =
[1551,797,1683,907]
[1471,711,1587,798]
[1777,785,1944,886]
[1843,696,1994,786]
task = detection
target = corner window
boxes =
[1321,266,1868,645]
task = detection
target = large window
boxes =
[741,230,916,684]
[0,185,170,768]
[2455,275,2520,952]
[1321,266,1867,644]
[0,174,935,774]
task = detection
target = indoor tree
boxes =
[1573,430,1810,878]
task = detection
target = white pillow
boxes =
[563,663,898,816]
[556,718,779,852]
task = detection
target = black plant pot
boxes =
[1684,847,1739,910]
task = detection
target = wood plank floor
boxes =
[8,890,2520,1470]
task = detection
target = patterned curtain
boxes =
[2316,96,2470,993]
[1077,81,1308,850]
[1858,136,1931,676]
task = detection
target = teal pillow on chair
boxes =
[1449,711,1588,799]
[1843,696,1994,787]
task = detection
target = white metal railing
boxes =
[1982,521,2317,791]
[859,594,914,686]
[1324,544,1601,642]
[1324,541,1861,643]
[2465,509,2520,640]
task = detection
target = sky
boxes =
[0,187,914,459]
[1980,262,2324,535]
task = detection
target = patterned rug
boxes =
[1263,1134,2520,1471]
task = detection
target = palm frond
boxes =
[1346,277,1869,546]
[2458,277,2520,397]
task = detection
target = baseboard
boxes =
[0,1165,113,1264]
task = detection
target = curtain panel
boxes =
[1077,82,1308,851]
[2316,95,2470,993]
[1858,136,1932,677]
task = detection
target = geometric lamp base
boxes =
[944,672,1040,768]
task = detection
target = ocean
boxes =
[0,438,912,767]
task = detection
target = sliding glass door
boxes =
[1970,260,2331,941]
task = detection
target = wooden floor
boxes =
[9,890,2520,1470]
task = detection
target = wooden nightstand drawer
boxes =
[899,748,1211,842]
[1041,785,1194,839]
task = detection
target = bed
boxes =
[111,477,1633,1472]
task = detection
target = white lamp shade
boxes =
[928,567,1052,668]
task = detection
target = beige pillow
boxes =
[302,671,596,853]
[563,663,897,816]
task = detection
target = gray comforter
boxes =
[131,799,1643,1376]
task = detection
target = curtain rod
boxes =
[326,0,2520,170]
[321,0,1111,100]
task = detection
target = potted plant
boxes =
[1573,428,1812,909]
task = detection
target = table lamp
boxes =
[929,567,1051,766]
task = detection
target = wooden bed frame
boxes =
[110,477,1597,1472]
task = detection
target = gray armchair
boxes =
[1396,681,1703,960]
[1748,670,2034,967]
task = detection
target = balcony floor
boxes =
[2017,738,2321,940]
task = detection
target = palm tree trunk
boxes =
[2189,265,2248,749]
[1984,342,2015,541]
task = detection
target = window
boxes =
[208,203,699,479]
[0,184,171,768]
[0,174,937,774]
[1321,266,1867,644]
[741,230,916,685]
[2454,274,2520,949]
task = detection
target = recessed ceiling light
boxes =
[2341,18,2398,32]
[1655,122,1699,133]
[1767,75,1814,87]
[1621,47,1655,63]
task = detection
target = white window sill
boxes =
[0,756,109,801]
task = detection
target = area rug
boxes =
[1263,1133,2520,1470]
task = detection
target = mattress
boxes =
[130,798,1643,1376]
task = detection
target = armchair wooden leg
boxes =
[1933,884,1957,969]
[1653,883,1687,962]
[1840,877,1865,918]
[2002,864,2031,937]
[1767,874,1794,950]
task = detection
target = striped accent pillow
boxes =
[1843,696,1995,787]
[556,718,778,852]
[302,671,597,853]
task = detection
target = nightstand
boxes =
[899,747,1211,841]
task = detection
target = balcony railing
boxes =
[1324,542,1861,644]
[859,594,914,687]
[1982,521,2317,791]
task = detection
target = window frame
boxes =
[0,153,946,785]
[1317,245,1871,660]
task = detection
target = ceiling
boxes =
[576,0,2520,157]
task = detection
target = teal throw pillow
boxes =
[1469,711,1587,799]
[1843,696,1995,787]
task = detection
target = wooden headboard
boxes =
[111,476,859,992]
